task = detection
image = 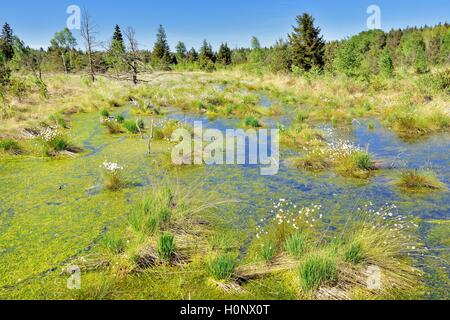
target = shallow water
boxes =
[0,102,449,298]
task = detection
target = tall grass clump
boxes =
[259,239,277,263]
[396,169,446,191]
[208,254,236,280]
[157,232,176,261]
[128,187,174,235]
[0,139,21,154]
[123,120,140,133]
[298,254,337,292]
[103,119,123,134]
[244,116,261,128]
[284,233,307,258]
[101,233,125,255]
[100,108,110,118]
[344,242,365,264]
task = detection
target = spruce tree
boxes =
[108,25,126,73]
[0,22,14,60]
[217,43,232,65]
[199,40,215,62]
[199,40,215,71]
[288,13,325,71]
[112,25,125,52]
[186,47,198,62]
[152,25,172,66]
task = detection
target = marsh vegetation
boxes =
[0,13,449,300]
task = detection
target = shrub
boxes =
[299,255,337,292]
[284,233,307,258]
[344,242,364,264]
[208,254,236,280]
[157,232,176,261]
[101,234,125,254]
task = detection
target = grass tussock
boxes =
[396,169,446,192]
[208,254,236,280]
[0,139,21,154]
[241,201,423,299]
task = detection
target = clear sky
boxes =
[1,0,449,50]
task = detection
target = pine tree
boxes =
[288,13,325,71]
[152,25,172,67]
[0,22,14,60]
[217,42,232,65]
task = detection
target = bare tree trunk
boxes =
[124,27,140,85]
[80,9,97,82]
[61,51,67,73]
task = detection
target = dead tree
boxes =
[124,27,141,85]
[80,9,97,82]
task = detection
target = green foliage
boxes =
[116,114,125,123]
[288,13,325,71]
[353,151,372,170]
[175,41,187,62]
[0,139,20,154]
[284,233,307,258]
[217,43,232,65]
[244,116,261,128]
[299,254,337,292]
[100,109,110,118]
[269,39,291,73]
[0,22,14,61]
[260,239,277,263]
[344,242,364,264]
[101,233,125,254]
[157,232,176,261]
[152,25,173,69]
[123,120,140,133]
[208,254,236,280]
[49,113,68,128]
[379,50,394,77]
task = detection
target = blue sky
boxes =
[1,0,449,50]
